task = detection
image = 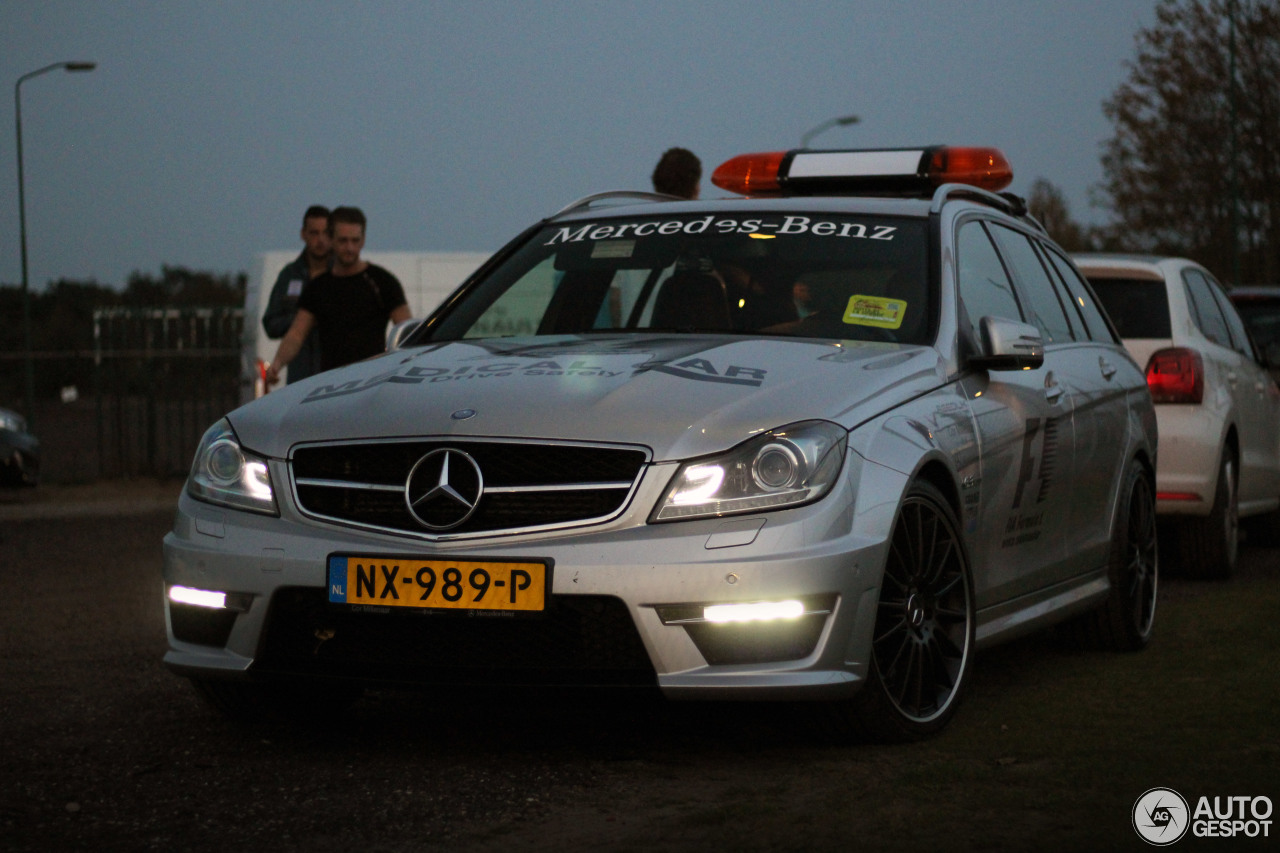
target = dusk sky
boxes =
[2,1,1155,291]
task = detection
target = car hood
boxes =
[229,335,948,461]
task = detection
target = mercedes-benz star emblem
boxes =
[405,449,484,530]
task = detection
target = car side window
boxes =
[988,224,1075,344]
[1204,274,1261,360]
[1182,270,1232,348]
[956,220,1023,345]
[1043,248,1117,344]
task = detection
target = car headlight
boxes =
[187,419,278,515]
[652,420,847,522]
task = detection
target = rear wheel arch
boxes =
[1119,449,1155,533]
[1223,426,1239,474]
[1080,456,1159,650]
[1134,449,1156,495]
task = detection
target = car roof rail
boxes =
[1018,207,1049,235]
[930,183,1042,230]
[550,190,682,219]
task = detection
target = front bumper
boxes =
[162,455,900,701]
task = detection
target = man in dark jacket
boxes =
[261,205,330,384]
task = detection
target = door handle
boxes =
[1044,373,1064,403]
[1099,358,1117,380]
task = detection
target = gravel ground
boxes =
[1,482,1276,852]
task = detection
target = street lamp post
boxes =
[15,60,96,429]
[800,114,860,149]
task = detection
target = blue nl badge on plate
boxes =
[328,555,348,603]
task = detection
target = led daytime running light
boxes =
[169,585,227,610]
[704,600,805,623]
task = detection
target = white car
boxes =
[163,148,1159,740]
[1075,254,1280,577]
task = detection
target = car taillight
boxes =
[1145,347,1204,404]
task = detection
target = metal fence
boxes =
[0,306,243,483]
[92,306,243,479]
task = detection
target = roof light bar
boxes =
[711,146,1013,196]
[926,147,1013,192]
[710,151,788,195]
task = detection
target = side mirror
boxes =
[386,318,425,351]
[970,316,1045,371]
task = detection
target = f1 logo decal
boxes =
[1011,417,1060,510]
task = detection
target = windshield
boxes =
[424,212,932,345]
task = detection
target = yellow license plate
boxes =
[327,555,548,612]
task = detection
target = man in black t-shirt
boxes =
[266,206,410,384]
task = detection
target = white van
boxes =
[240,251,490,402]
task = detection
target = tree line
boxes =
[1031,0,1279,287]
[0,266,245,355]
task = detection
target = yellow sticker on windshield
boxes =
[843,295,907,329]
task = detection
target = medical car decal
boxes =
[843,295,907,329]
[545,216,897,245]
[635,358,767,387]
[300,355,768,402]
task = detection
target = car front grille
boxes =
[253,587,657,688]
[290,439,649,539]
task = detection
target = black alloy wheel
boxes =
[1092,459,1159,651]
[855,480,975,741]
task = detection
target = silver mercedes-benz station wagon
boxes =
[163,146,1159,739]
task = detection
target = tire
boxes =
[1180,448,1238,579]
[1088,459,1158,651]
[847,480,976,741]
[18,452,39,487]
[191,677,361,723]
[1,450,38,488]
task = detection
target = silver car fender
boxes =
[837,403,975,671]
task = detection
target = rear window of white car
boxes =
[1085,277,1173,339]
